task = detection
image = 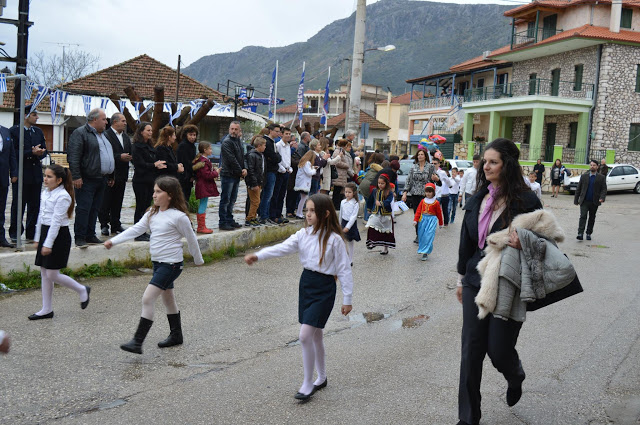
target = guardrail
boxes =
[464,79,594,103]
[409,95,461,111]
[512,27,563,49]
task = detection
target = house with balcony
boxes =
[406,55,513,156]
[375,91,424,156]
[461,0,640,166]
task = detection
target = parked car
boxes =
[564,164,640,194]
[445,159,474,171]
[396,159,414,194]
[207,142,222,165]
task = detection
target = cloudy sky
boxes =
[0,0,528,72]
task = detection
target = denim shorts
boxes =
[149,261,183,290]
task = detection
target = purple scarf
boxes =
[478,183,498,249]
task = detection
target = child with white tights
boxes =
[29,164,90,320]
[293,151,318,219]
[245,194,353,401]
[340,182,361,264]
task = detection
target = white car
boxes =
[446,159,474,171]
[565,164,640,194]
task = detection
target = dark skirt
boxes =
[299,269,337,329]
[366,218,396,249]
[341,218,361,242]
[35,225,71,270]
[551,178,561,186]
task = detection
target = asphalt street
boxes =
[1,191,639,424]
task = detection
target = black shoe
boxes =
[267,218,278,225]
[294,391,312,401]
[258,218,267,225]
[219,224,235,231]
[0,238,14,248]
[576,234,583,240]
[86,235,102,245]
[81,286,91,310]
[112,226,126,234]
[75,238,88,247]
[281,217,289,224]
[506,384,523,407]
[120,317,153,354]
[101,226,109,236]
[231,222,242,228]
[158,312,183,348]
[312,379,327,394]
[413,237,419,244]
[135,233,150,242]
[28,311,54,320]
[586,234,591,241]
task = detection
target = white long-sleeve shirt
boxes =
[256,227,353,305]
[276,140,293,173]
[529,181,542,199]
[435,168,452,197]
[460,167,478,195]
[34,185,72,248]
[450,175,461,195]
[340,198,359,230]
[110,208,203,265]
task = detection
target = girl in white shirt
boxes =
[105,176,203,354]
[294,150,318,219]
[29,164,90,320]
[244,194,353,401]
[340,182,360,263]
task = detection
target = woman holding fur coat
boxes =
[455,138,542,425]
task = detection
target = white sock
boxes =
[46,269,88,301]
[298,324,317,395]
[296,194,308,217]
[312,328,326,385]
[347,241,354,263]
[36,269,54,315]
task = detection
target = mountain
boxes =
[183,0,512,107]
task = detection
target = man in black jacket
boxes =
[218,121,246,230]
[258,123,282,224]
[0,124,17,247]
[99,113,132,236]
[176,124,199,202]
[574,159,607,241]
[9,107,47,243]
[67,108,115,246]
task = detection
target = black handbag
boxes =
[526,271,583,311]
[330,165,338,180]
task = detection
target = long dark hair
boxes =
[47,164,75,218]
[476,138,530,225]
[307,194,344,266]
[133,121,152,144]
[148,176,190,219]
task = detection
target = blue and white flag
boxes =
[320,68,330,126]
[189,99,202,118]
[268,65,276,119]
[134,101,142,115]
[163,102,172,113]
[50,90,58,123]
[170,102,183,126]
[30,86,50,114]
[24,81,35,100]
[55,91,68,124]
[138,102,154,122]
[296,65,305,122]
[82,95,92,116]
[118,100,127,113]
[99,98,110,109]
[0,74,6,93]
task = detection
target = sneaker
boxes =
[586,234,591,241]
[112,226,126,234]
[258,218,267,225]
[251,219,262,227]
[86,235,102,245]
[267,218,278,225]
[75,238,88,247]
[219,224,235,231]
[421,253,429,261]
[576,234,583,240]
[281,217,289,224]
[135,233,150,242]
[245,220,253,227]
[101,226,109,236]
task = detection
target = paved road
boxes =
[1,192,639,424]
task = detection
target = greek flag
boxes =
[82,95,92,116]
[0,74,6,93]
[163,102,172,113]
[50,90,58,124]
[320,70,330,126]
[99,98,110,109]
[170,102,183,126]
[268,65,276,119]
[134,101,142,115]
[189,99,201,118]
[24,81,35,100]
[296,67,305,122]
[30,86,50,114]
[118,100,127,113]
[138,102,154,122]
[55,91,68,124]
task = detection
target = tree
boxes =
[28,49,100,87]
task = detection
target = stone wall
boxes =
[511,114,580,159]
[592,43,640,166]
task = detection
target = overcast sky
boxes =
[0,0,528,72]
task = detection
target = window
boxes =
[609,166,624,177]
[623,166,638,175]
[568,122,578,148]
[476,78,485,89]
[629,123,640,151]
[527,21,536,38]
[523,123,531,144]
[529,73,537,95]
[636,65,640,93]
[551,68,561,96]
[542,14,557,40]
[574,64,583,91]
[621,8,633,29]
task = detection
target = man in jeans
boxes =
[574,159,607,241]
[67,108,115,247]
[218,121,246,230]
[258,123,282,224]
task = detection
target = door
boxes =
[542,14,557,40]
[607,166,625,191]
[551,69,561,96]
[622,166,640,190]
[544,123,556,162]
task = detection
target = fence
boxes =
[464,79,594,103]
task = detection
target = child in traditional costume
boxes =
[365,174,395,255]
[413,183,443,260]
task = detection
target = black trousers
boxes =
[332,185,345,211]
[180,180,193,206]
[408,195,424,236]
[459,285,524,424]
[270,172,288,219]
[439,195,450,225]
[286,187,300,215]
[99,180,127,230]
[133,182,154,224]
[9,181,41,240]
[578,200,598,235]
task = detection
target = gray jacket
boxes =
[67,124,110,180]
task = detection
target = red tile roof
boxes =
[276,103,299,114]
[327,110,390,131]
[505,0,640,17]
[375,91,425,105]
[60,54,224,102]
[1,80,49,111]
[449,45,512,72]
[282,115,324,128]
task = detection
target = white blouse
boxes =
[256,226,353,305]
[34,185,72,248]
[110,208,204,265]
[340,198,359,230]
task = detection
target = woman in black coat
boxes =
[456,138,542,425]
[131,122,167,241]
[155,126,184,179]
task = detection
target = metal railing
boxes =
[409,95,461,111]
[464,79,594,103]
[512,27,563,49]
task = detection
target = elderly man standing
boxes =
[9,107,47,243]
[219,121,246,231]
[99,113,132,236]
[67,108,115,247]
[297,131,311,157]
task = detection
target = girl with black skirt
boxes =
[29,164,90,320]
[244,194,353,401]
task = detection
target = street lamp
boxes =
[233,84,254,119]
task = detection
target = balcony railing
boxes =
[512,27,563,49]
[464,79,594,103]
[409,95,461,111]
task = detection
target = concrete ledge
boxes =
[0,222,305,276]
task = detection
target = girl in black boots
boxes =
[104,176,203,354]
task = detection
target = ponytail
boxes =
[48,164,75,218]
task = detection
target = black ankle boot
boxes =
[158,312,183,348]
[120,317,153,354]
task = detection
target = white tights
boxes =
[346,240,355,263]
[296,194,308,217]
[140,285,179,320]
[298,324,326,395]
[37,268,88,315]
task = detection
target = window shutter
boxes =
[636,65,640,93]
[629,124,640,151]
[574,64,583,91]
[621,8,633,29]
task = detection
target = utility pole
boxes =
[13,0,30,124]
[347,0,366,141]
[176,54,181,104]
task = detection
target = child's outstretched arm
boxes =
[104,212,151,248]
[245,230,301,265]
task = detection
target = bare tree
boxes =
[28,49,100,87]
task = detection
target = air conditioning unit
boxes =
[482,50,492,60]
